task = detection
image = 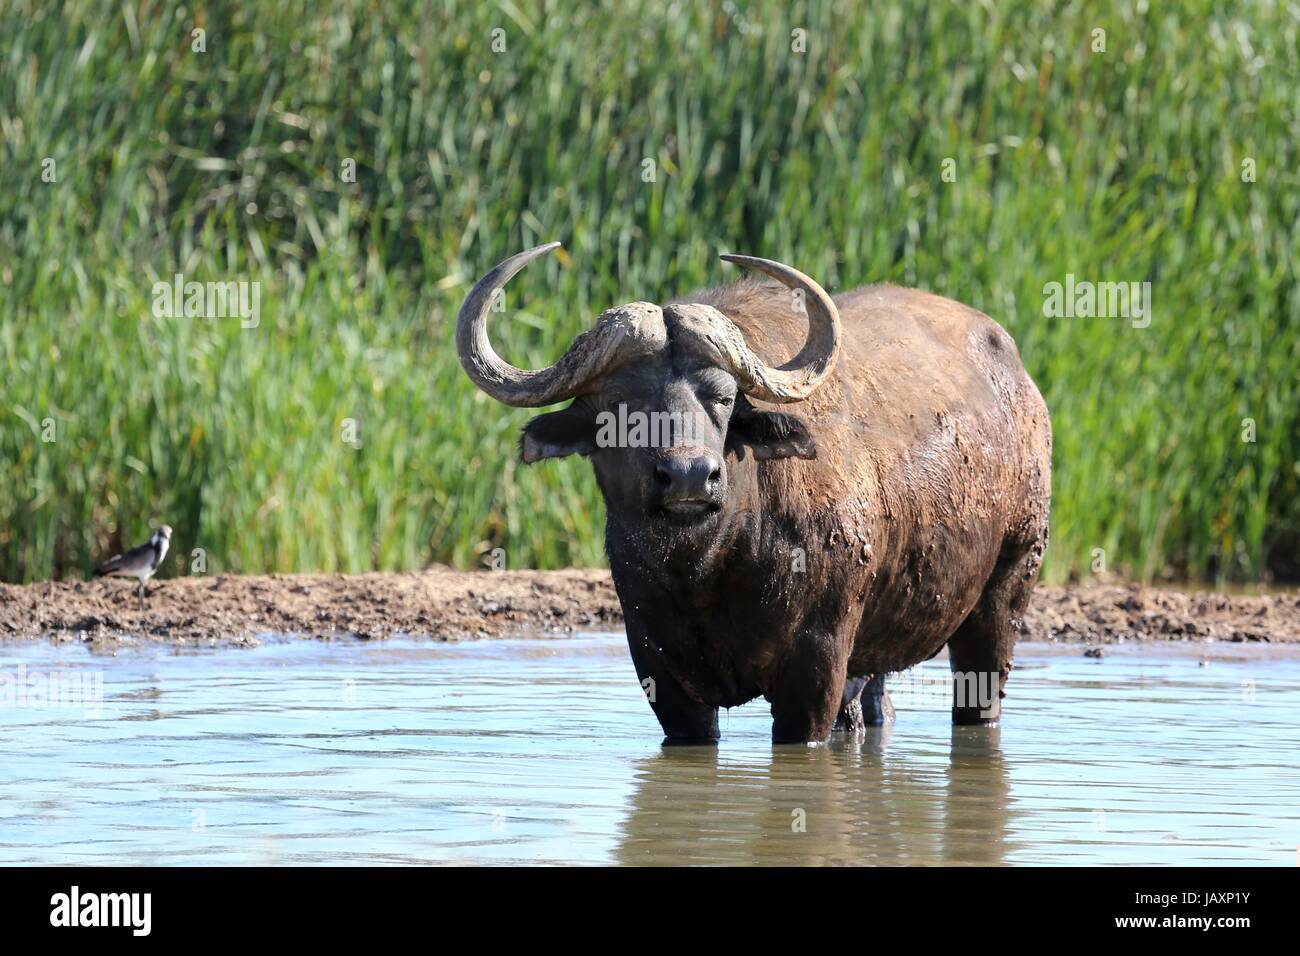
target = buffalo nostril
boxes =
[655,455,719,502]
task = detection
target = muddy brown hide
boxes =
[606,281,1051,743]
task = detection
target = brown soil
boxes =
[0,571,1296,649]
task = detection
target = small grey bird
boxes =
[96,524,172,608]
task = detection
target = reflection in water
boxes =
[945,728,1009,865]
[0,635,1297,865]
[617,728,1012,865]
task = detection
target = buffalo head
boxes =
[456,243,841,538]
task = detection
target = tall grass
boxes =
[1,0,1296,584]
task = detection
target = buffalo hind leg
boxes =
[833,675,895,734]
[948,536,1044,725]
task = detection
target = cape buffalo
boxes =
[456,243,1051,744]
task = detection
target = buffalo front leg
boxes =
[625,627,719,744]
[769,635,849,745]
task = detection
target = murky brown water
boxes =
[1,636,1296,865]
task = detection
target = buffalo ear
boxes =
[520,406,597,463]
[727,400,817,460]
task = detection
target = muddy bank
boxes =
[0,570,1296,648]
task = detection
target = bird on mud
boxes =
[95,525,172,609]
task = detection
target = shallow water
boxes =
[0,635,1296,865]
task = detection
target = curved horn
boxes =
[716,254,842,403]
[456,242,664,407]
